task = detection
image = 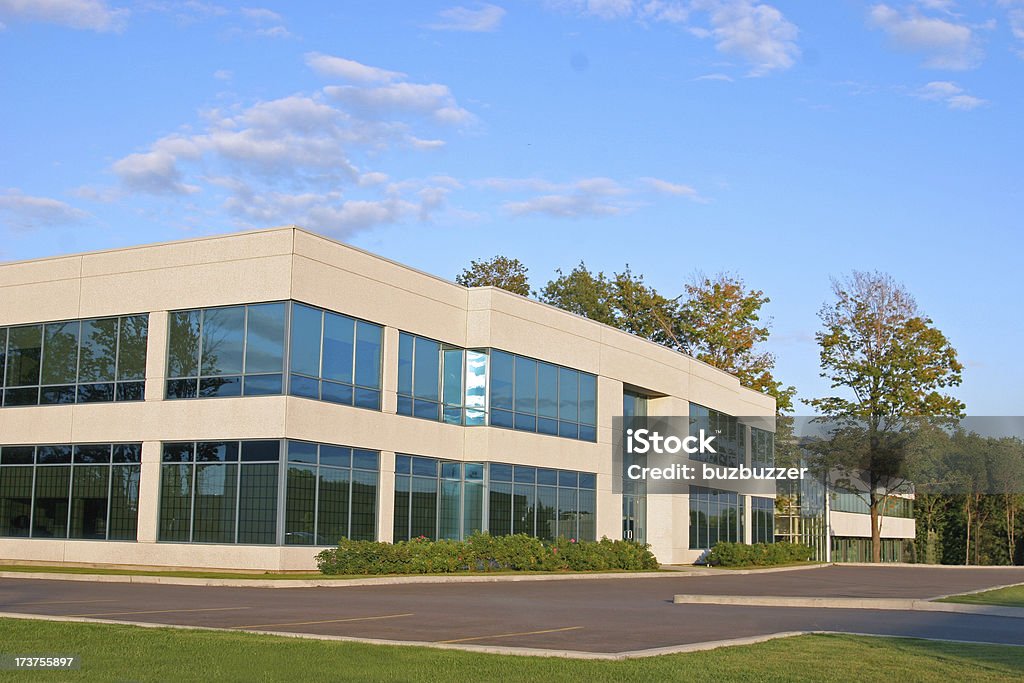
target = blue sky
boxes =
[1,1,1021,414]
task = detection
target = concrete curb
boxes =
[0,569,699,588]
[2,611,1022,660]
[660,563,832,575]
[672,594,1024,619]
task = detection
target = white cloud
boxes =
[324,82,475,125]
[305,53,406,83]
[0,189,89,231]
[693,72,734,81]
[0,0,128,32]
[239,6,281,22]
[427,3,506,32]
[640,177,701,198]
[868,4,981,69]
[483,175,702,218]
[695,1,800,76]
[915,80,987,109]
[213,69,233,81]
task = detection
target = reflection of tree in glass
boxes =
[78,318,118,382]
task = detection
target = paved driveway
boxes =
[2,566,1023,654]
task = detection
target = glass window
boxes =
[413,337,440,401]
[167,311,201,380]
[514,357,537,414]
[200,307,245,377]
[489,351,513,410]
[245,304,286,375]
[322,313,354,383]
[6,325,42,388]
[537,363,558,418]
[290,304,322,378]
[118,315,149,381]
[41,321,80,387]
[354,321,382,389]
[78,318,118,382]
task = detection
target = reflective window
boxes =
[397,333,472,425]
[0,443,141,540]
[1,315,148,407]
[393,456,485,541]
[688,404,743,468]
[751,428,774,471]
[486,463,597,541]
[751,496,774,544]
[689,486,743,550]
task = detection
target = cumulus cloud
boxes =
[324,82,475,125]
[0,0,128,32]
[427,3,506,32]
[915,80,987,109]
[0,189,89,231]
[305,53,406,83]
[868,3,981,69]
[480,175,703,218]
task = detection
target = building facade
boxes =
[0,227,786,570]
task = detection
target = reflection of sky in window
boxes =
[198,465,229,496]
[464,351,487,409]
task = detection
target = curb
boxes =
[672,594,1024,618]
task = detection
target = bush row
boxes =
[704,541,814,567]
[315,533,660,575]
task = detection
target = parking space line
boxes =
[234,612,415,630]
[438,626,583,644]
[65,607,250,617]
[11,599,119,606]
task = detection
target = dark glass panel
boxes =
[244,303,285,374]
[536,486,557,541]
[289,374,319,399]
[488,482,512,536]
[463,480,484,537]
[442,348,463,407]
[514,356,537,414]
[395,454,411,475]
[158,463,192,541]
[558,368,578,422]
[412,337,440,401]
[40,385,76,404]
[558,422,579,439]
[537,468,557,486]
[513,467,536,484]
[397,394,413,416]
[579,373,597,426]
[167,311,202,378]
[410,475,437,540]
[538,418,558,435]
[287,440,317,464]
[196,441,239,463]
[166,378,198,399]
[558,471,579,488]
[354,321,382,389]
[162,442,193,463]
[354,387,380,409]
[108,465,141,540]
[321,313,354,383]
[237,463,278,544]
[116,381,145,401]
[512,483,535,536]
[6,324,42,387]
[285,464,317,545]
[397,333,413,396]
[579,472,597,490]
[0,466,33,536]
[537,362,558,418]
[199,375,241,397]
[321,381,353,405]
[441,462,461,480]
[577,489,596,541]
[37,446,72,464]
[289,304,322,378]
[439,479,461,540]
[352,450,378,471]
[514,413,536,432]
[318,467,350,544]
[393,474,411,542]
[413,400,440,421]
[243,373,282,396]
[489,350,513,410]
[1,446,35,465]
[74,444,111,464]
[579,425,597,442]
[556,487,578,539]
[3,387,38,406]
[412,457,438,477]
[0,328,6,392]
[41,321,80,385]
[33,465,70,538]
[490,409,513,429]
[349,469,377,541]
[489,463,513,482]
[241,440,279,462]
[443,406,463,425]
[113,444,142,464]
[70,465,109,539]
[200,307,245,377]
[464,463,484,481]
[78,318,118,383]
[192,463,237,543]
[319,445,351,468]
[76,383,114,403]
[117,315,149,381]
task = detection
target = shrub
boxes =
[704,541,814,567]
[316,534,659,575]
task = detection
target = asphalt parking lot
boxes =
[2,566,1024,655]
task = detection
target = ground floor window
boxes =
[751,496,774,544]
[689,486,743,550]
[393,457,596,542]
[0,443,141,541]
[158,440,378,545]
[831,536,911,563]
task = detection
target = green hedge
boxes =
[315,533,659,575]
[704,541,815,567]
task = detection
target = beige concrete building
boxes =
[0,226,784,571]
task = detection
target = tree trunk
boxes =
[1007,500,1016,566]
[964,498,972,566]
[871,492,882,563]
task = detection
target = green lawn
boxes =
[0,564,662,581]
[1,619,1023,682]
[940,585,1024,608]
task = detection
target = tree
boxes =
[810,271,964,563]
[676,274,795,412]
[538,262,617,326]
[455,256,530,296]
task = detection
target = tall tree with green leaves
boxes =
[537,262,618,327]
[810,271,964,563]
[455,255,531,296]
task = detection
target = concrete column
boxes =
[377,450,396,543]
[136,440,162,543]
[144,310,168,402]
[380,327,399,415]
[743,495,753,545]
